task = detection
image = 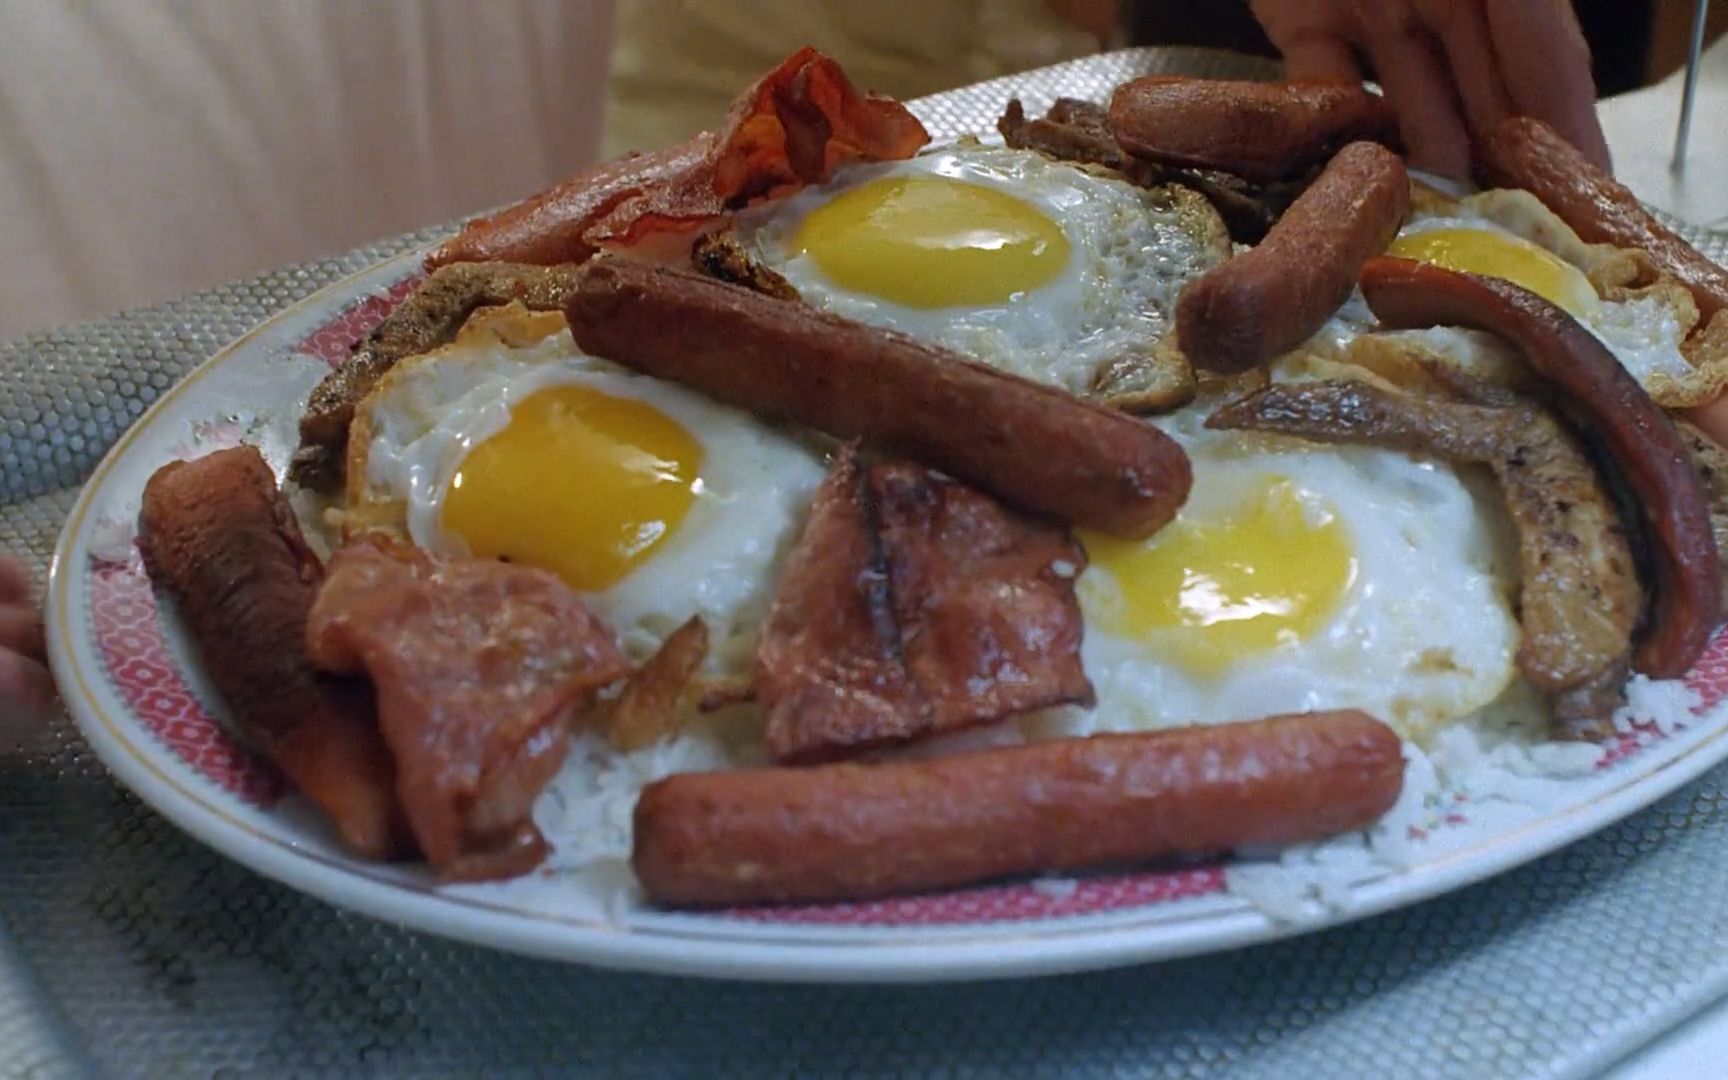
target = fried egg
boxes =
[345,305,827,670]
[1036,408,1523,745]
[1385,190,1704,394]
[729,144,1230,392]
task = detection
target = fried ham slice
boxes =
[306,544,629,881]
[758,449,1093,763]
[138,447,414,860]
[1208,380,1640,737]
[425,46,929,271]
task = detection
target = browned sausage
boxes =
[1177,142,1409,375]
[632,710,1404,908]
[1109,77,1397,182]
[564,260,1192,539]
[138,447,414,860]
[1361,257,1721,678]
[1478,117,1728,322]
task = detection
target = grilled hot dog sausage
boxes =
[1177,142,1409,376]
[1109,77,1397,182]
[564,260,1192,539]
[632,710,1404,908]
[1361,257,1722,678]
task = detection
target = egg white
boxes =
[1396,207,1691,388]
[730,144,1228,393]
[359,324,828,671]
[1034,406,1524,745]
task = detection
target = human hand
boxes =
[0,557,53,719]
[1248,0,1611,180]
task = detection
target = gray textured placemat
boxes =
[5,46,1728,1080]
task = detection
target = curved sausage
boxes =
[1477,117,1728,322]
[564,260,1192,539]
[1361,257,1722,677]
[632,710,1404,908]
[138,447,414,861]
[1177,142,1409,375]
[1109,77,1397,182]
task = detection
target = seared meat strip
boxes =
[1209,380,1639,736]
[1362,257,1720,681]
[758,448,1093,763]
[1677,418,1728,588]
[138,447,413,859]
[306,544,629,880]
[690,231,800,300]
[290,261,585,491]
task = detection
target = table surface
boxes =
[1588,31,1728,1080]
[6,44,1728,1080]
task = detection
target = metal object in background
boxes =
[1674,0,1712,171]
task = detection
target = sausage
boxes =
[563,260,1192,539]
[1477,117,1728,322]
[138,448,414,860]
[1361,257,1721,678]
[1109,77,1397,182]
[632,710,1404,908]
[1177,142,1409,375]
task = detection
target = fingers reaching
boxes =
[1415,0,1513,147]
[1485,0,1612,171]
[1249,0,1609,179]
[0,651,56,721]
[0,557,32,605]
[0,605,45,665]
[1358,5,1474,178]
[1250,0,1362,82]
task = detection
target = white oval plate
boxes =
[46,251,1728,986]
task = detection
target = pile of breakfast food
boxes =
[134,47,1728,910]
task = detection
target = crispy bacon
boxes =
[425,47,929,270]
[306,544,629,881]
[758,449,1093,763]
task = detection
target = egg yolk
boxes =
[1388,227,1599,318]
[794,175,1071,308]
[442,385,702,591]
[1080,479,1355,677]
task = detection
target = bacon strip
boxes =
[758,449,1092,764]
[1361,257,1722,678]
[306,545,629,881]
[425,47,928,270]
[138,448,413,860]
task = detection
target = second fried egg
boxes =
[1049,409,1523,745]
[729,144,1231,393]
[346,306,828,669]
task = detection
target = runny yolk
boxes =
[794,175,1071,308]
[442,385,702,591]
[1388,227,1600,319]
[1079,478,1356,677]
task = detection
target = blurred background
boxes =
[1,0,1722,340]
